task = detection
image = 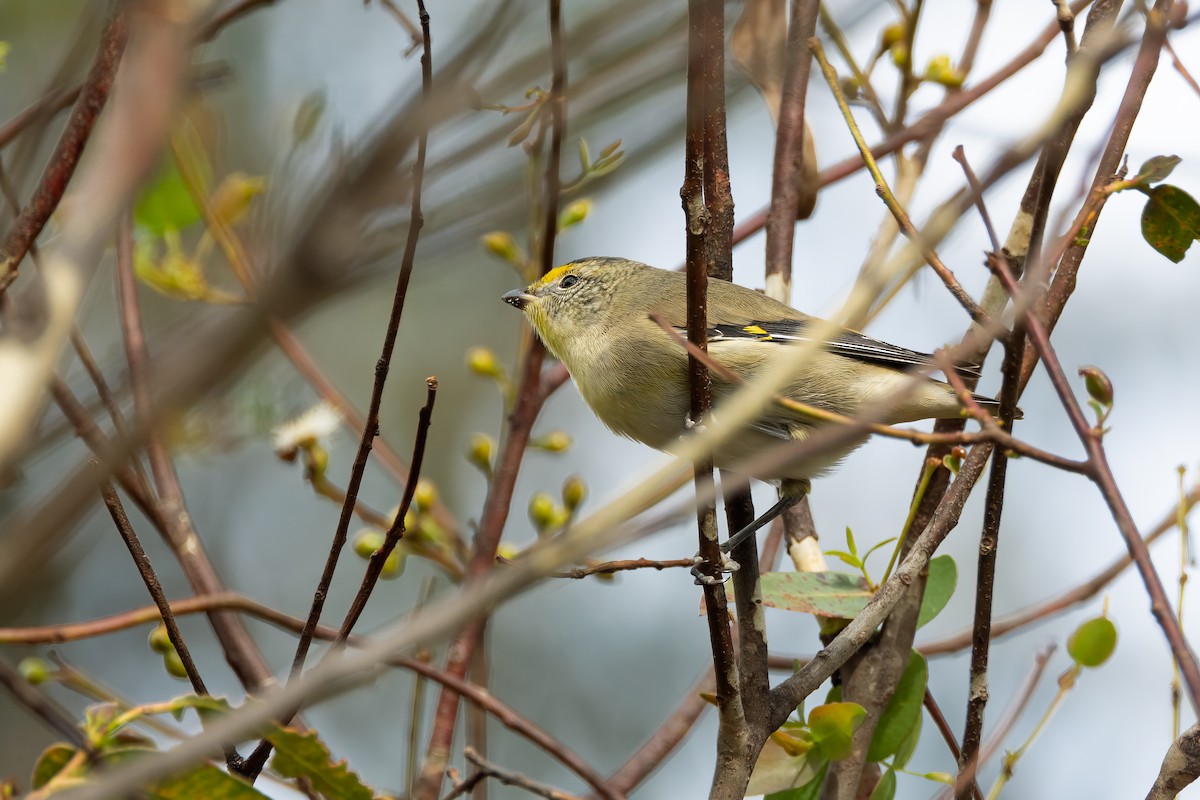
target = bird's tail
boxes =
[970,393,1024,420]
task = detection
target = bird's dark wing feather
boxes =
[697,319,983,379]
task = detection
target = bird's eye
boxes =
[560,274,580,289]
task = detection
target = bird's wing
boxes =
[679,317,983,380]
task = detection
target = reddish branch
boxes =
[415,3,569,798]
[763,0,819,296]
[115,212,275,694]
[0,9,127,295]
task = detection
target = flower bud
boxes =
[528,491,559,533]
[466,347,502,378]
[414,479,438,513]
[467,433,495,474]
[209,172,267,229]
[533,431,572,453]
[353,529,385,559]
[18,657,51,686]
[923,54,964,88]
[561,475,587,511]
[381,548,406,579]
[482,231,521,263]
[881,22,907,48]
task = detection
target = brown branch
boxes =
[335,378,439,642]
[763,0,820,302]
[98,479,242,769]
[1147,722,1200,800]
[769,443,994,728]
[988,250,1200,711]
[1025,0,1174,388]
[728,0,1096,251]
[921,479,1200,655]
[447,749,583,800]
[417,3,568,796]
[241,0,437,781]
[951,149,1026,800]
[0,8,127,296]
[115,211,274,695]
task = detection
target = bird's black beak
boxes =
[502,289,532,310]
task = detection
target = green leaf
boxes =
[861,537,899,565]
[134,161,204,235]
[824,550,862,569]
[32,744,77,789]
[917,555,957,628]
[759,571,872,618]
[868,768,897,800]
[808,702,867,761]
[267,727,373,800]
[104,748,269,799]
[1068,616,1118,667]
[867,651,928,762]
[845,526,858,557]
[1135,155,1182,186]
[748,738,825,796]
[1141,184,1200,263]
[292,90,327,146]
[765,763,828,800]
[578,137,591,171]
[892,712,922,770]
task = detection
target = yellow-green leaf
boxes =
[758,571,871,618]
[808,702,867,761]
[1141,184,1200,263]
[267,727,373,800]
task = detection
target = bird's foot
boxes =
[691,550,739,585]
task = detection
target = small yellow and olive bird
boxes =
[502,257,1004,551]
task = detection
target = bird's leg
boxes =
[720,478,810,554]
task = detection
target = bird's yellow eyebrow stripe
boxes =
[536,264,574,288]
[743,324,769,336]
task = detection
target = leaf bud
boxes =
[532,430,572,453]
[163,649,188,680]
[881,22,907,48]
[1078,365,1113,408]
[381,548,406,579]
[923,54,964,88]
[1068,616,1118,668]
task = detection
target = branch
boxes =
[0,8,127,295]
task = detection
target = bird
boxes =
[502,256,1008,553]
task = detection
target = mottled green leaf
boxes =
[809,702,867,761]
[1135,154,1182,185]
[1141,184,1200,263]
[759,571,871,618]
[32,744,76,789]
[268,727,373,800]
[1068,616,1118,667]
[868,651,928,762]
[917,556,957,628]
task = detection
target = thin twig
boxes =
[445,749,584,800]
[334,378,439,642]
[98,479,242,769]
[0,658,89,750]
[417,2,567,796]
[241,0,436,781]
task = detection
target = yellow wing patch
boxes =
[742,324,773,340]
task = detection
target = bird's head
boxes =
[501,257,640,360]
